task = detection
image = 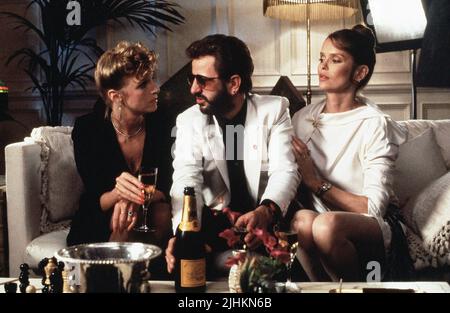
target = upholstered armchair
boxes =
[5,127,83,277]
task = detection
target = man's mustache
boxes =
[194,92,208,102]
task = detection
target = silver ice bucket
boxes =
[56,242,161,293]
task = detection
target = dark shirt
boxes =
[67,109,173,246]
[216,102,254,214]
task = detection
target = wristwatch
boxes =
[315,181,332,198]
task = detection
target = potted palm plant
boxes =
[1,0,184,126]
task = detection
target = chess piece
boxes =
[25,285,37,293]
[62,270,71,293]
[40,257,57,293]
[4,282,17,293]
[19,263,30,293]
[44,257,58,285]
[38,257,49,287]
[49,271,59,293]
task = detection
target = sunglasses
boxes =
[187,74,220,88]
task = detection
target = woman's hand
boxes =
[292,136,321,190]
[109,200,138,241]
[114,172,145,205]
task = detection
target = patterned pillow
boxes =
[403,172,450,267]
[30,127,84,233]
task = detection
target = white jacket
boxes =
[170,93,300,234]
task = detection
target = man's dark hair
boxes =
[186,34,254,93]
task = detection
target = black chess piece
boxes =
[48,262,64,293]
[49,271,58,293]
[19,263,30,293]
[4,282,17,293]
[38,257,49,287]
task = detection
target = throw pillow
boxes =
[31,127,84,233]
[402,172,450,267]
[393,128,447,207]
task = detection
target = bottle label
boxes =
[179,220,200,232]
[180,259,206,287]
[179,195,200,231]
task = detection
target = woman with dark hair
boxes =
[67,41,173,254]
[291,25,411,281]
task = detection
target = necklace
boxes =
[111,119,144,141]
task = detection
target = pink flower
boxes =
[224,251,247,268]
[252,228,277,251]
[222,207,242,225]
[270,249,291,264]
[219,228,240,247]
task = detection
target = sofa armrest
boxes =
[5,141,42,277]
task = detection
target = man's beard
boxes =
[195,86,233,117]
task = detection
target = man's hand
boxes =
[165,237,212,274]
[234,205,273,249]
[165,237,176,273]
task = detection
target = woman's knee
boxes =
[311,213,344,254]
[292,210,317,250]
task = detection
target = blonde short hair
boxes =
[95,41,157,106]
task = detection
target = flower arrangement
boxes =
[218,208,294,293]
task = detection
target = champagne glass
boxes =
[273,223,298,284]
[232,226,248,251]
[134,167,158,232]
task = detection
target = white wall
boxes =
[1,0,449,127]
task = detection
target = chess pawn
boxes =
[19,263,30,293]
[44,257,58,285]
[62,270,71,293]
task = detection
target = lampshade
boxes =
[263,0,359,22]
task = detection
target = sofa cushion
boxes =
[394,128,447,207]
[24,229,69,270]
[403,172,450,267]
[398,120,450,169]
[30,127,84,233]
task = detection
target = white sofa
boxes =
[5,127,83,277]
[5,120,450,278]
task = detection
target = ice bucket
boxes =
[56,242,161,293]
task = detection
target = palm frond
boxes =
[3,0,185,125]
[0,12,46,44]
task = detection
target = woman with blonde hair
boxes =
[67,41,173,255]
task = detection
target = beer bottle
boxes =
[174,187,206,292]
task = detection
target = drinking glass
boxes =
[232,226,248,251]
[273,223,298,284]
[134,167,158,233]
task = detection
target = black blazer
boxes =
[67,109,174,246]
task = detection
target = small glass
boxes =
[134,167,158,233]
[273,223,298,284]
[232,226,248,250]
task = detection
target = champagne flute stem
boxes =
[286,260,293,283]
[142,206,148,229]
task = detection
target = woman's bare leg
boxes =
[292,210,331,281]
[312,212,385,282]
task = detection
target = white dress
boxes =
[292,96,408,251]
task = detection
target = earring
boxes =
[118,103,123,121]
